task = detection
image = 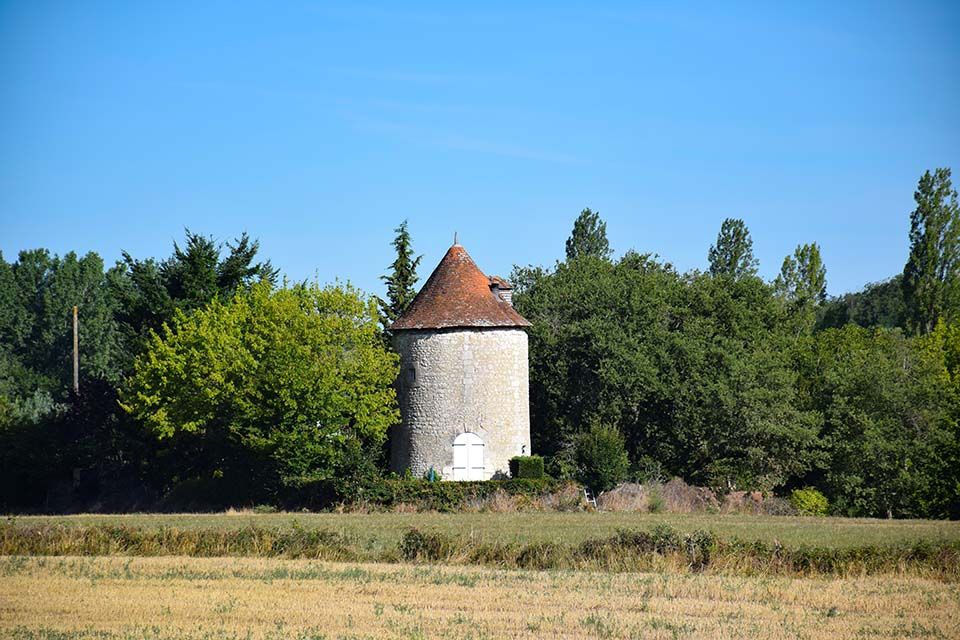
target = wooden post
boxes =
[72,305,79,396]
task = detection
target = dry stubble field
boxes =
[2,555,958,640]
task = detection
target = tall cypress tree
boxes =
[902,168,960,335]
[378,220,421,328]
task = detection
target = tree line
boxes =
[512,168,959,518]
[0,169,958,517]
[0,232,397,509]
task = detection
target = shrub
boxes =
[509,456,545,479]
[790,487,829,516]
[398,528,451,562]
[630,456,667,484]
[543,448,577,480]
[574,424,629,492]
[647,489,666,513]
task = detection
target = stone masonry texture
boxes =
[390,327,531,480]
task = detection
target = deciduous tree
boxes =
[902,168,960,335]
[120,281,399,494]
[514,251,818,492]
[794,325,958,518]
[775,243,827,335]
[565,208,611,261]
[818,275,906,330]
[708,218,759,280]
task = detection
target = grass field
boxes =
[11,511,960,550]
[2,555,958,639]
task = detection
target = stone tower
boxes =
[389,242,532,480]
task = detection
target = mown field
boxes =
[2,555,958,640]
[11,511,960,549]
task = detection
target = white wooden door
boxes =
[452,432,484,481]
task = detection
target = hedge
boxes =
[509,456,545,479]
[284,477,565,512]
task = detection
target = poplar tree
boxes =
[902,168,960,335]
[378,220,421,327]
[775,243,827,335]
[708,218,759,279]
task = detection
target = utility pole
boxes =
[72,305,79,396]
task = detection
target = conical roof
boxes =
[390,244,531,331]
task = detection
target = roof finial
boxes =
[453,231,458,246]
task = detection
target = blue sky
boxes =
[1,2,958,297]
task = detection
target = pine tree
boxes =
[159,230,276,312]
[708,218,759,279]
[565,208,611,261]
[161,230,219,311]
[116,229,276,359]
[902,168,960,335]
[217,232,279,295]
[378,220,421,328]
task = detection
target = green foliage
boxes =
[399,528,452,561]
[0,250,150,510]
[818,275,907,330]
[790,488,829,516]
[911,321,960,518]
[377,220,421,328]
[647,490,666,514]
[775,242,827,335]
[252,504,277,514]
[0,249,125,394]
[574,424,629,492]
[514,253,818,492]
[509,455,545,479]
[4,174,960,521]
[120,281,399,495]
[708,218,758,280]
[270,477,573,513]
[565,208,611,261]
[903,168,960,335]
[114,229,277,362]
[324,477,566,512]
[794,324,959,518]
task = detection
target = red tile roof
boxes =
[390,244,531,331]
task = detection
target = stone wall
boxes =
[391,328,530,480]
